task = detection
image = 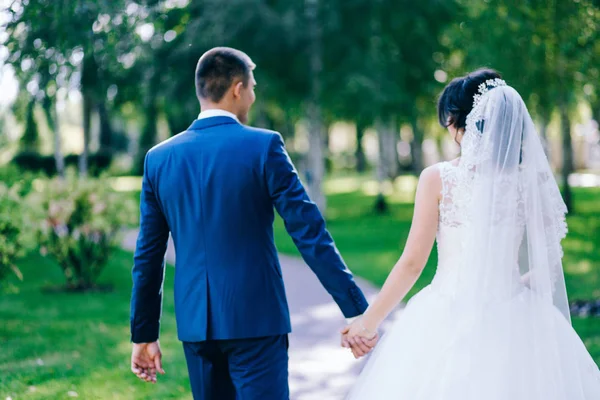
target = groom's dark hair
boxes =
[195,47,255,103]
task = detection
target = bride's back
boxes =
[433,159,526,298]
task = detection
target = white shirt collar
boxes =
[197,109,239,122]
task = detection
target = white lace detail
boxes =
[438,162,472,229]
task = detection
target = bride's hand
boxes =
[341,318,379,359]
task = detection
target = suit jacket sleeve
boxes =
[265,133,369,318]
[130,153,170,343]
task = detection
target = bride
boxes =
[342,69,600,399]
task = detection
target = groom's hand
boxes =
[131,341,165,383]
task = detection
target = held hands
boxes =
[340,317,379,359]
[131,341,165,383]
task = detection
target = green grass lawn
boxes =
[0,251,189,400]
[1,177,599,399]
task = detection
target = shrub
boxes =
[29,174,138,290]
[64,151,115,176]
[0,183,28,282]
[0,163,43,197]
[12,151,114,177]
[12,151,56,175]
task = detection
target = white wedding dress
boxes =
[347,85,600,400]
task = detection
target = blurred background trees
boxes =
[1,0,599,213]
[1,3,600,394]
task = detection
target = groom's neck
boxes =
[200,100,236,115]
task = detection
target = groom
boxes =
[130,47,375,399]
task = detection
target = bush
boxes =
[12,151,114,177]
[0,183,28,282]
[29,174,138,290]
[88,151,114,175]
[0,163,43,197]
[12,151,56,175]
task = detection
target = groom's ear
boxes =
[232,80,244,99]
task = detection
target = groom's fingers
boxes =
[143,368,156,383]
[133,356,150,369]
[132,360,146,376]
[154,355,165,374]
[132,361,156,383]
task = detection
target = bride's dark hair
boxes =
[437,68,502,129]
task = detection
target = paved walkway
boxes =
[122,230,400,399]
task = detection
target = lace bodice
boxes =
[438,161,472,229]
[433,162,468,295]
[433,161,524,297]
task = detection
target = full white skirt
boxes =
[347,285,600,400]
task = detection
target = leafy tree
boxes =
[451,0,600,211]
[4,0,141,174]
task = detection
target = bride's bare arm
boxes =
[347,165,441,337]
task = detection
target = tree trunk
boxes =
[559,102,573,212]
[374,119,390,214]
[304,0,326,213]
[79,50,98,177]
[98,101,113,153]
[410,117,424,174]
[305,104,327,212]
[165,105,192,137]
[254,101,269,129]
[42,96,65,178]
[538,113,550,158]
[355,120,367,172]
[79,91,92,177]
[387,118,398,178]
[21,99,39,151]
[282,114,295,141]
[435,135,444,161]
[376,118,398,179]
[135,100,159,175]
[324,123,332,174]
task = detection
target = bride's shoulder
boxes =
[431,159,460,179]
[422,161,455,180]
[416,164,443,197]
[436,158,460,170]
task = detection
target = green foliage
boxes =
[0,163,41,197]
[64,152,114,177]
[28,175,138,289]
[0,184,32,282]
[12,151,114,177]
[11,151,56,175]
[447,0,599,117]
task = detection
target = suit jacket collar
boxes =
[187,116,240,131]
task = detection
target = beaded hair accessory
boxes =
[472,78,507,109]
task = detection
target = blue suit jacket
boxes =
[130,116,369,343]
